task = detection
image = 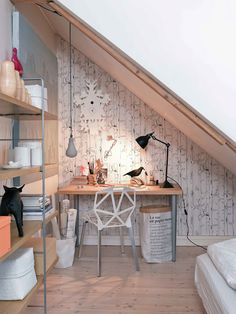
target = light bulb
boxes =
[66,134,77,158]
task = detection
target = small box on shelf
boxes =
[0,217,11,258]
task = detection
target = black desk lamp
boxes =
[135,132,173,188]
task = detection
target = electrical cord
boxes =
[36,3,62,16]
[167,175,207,251]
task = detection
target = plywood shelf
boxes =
[0,163,58,181]
[0,256,58,314]
[0,91,57,120]
[0,210,58,262]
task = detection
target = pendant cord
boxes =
[69,22,73,136]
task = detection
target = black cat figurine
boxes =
[0,185,25,237]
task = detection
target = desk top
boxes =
[57,184,182,196]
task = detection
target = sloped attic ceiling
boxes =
[55,0,236,143]
[13,0,236,175]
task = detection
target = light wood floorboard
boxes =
[24,246,206,314]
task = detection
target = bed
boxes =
[195,253,236,314]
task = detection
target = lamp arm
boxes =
[151,134,170,148]
[151,134,170,184]
[165,144,169,182]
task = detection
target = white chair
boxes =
[78,186,140,276]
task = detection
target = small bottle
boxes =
[149,175,155,186]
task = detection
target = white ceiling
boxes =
[56,0,236,143]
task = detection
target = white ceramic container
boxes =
[25,84,48,110]
[14,146,31,166]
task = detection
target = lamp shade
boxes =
[66,134,77,158]
[135,132,153,149]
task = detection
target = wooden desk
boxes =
[57,184,182,261]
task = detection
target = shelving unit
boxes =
[0,85,58,314]
[0,212,58,314]
[0,91,57,120]
[0,210,58,263]
[0,164,57,181]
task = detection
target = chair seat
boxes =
[82,207,134,230]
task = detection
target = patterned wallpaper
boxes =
[57,37,236,238]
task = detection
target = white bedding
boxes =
[195,254,236,314]
[207,238,236,289]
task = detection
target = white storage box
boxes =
[25,84,48,111]
[140,205,172,263]
[0,248,37,300]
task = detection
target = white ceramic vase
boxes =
[0,61,16,97]
[15,71,22,100]
[20,79,26,102]
[25,90,29,104]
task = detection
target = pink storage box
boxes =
[0,216,11,258]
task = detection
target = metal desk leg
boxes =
[74,195,80,247]
[171,195,177,262]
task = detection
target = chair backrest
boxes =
[93,186,136,230]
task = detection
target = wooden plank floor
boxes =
[24,246,206,314]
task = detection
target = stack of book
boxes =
[70,175,88,185]
[22,195,55,220]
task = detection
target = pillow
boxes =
[208,238,236,289]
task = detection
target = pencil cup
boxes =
[88,174,97,185]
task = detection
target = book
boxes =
[23,207,55,221]
[71,175,88,185]
[22,196,51,207]
[23,201,51,210]
[23,204,53,214]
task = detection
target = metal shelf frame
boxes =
[0,77,49,313]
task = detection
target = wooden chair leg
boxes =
[97,230,102,277]
[128,226,140,271]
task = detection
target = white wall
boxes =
[14,3,57,55]
[0,1,58,197]
[56,0,236,142]
[0,1,57,59]
[0,0,12,61]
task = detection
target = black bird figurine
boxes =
[124,167,147,177]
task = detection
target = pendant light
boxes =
[66,22,77,158]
